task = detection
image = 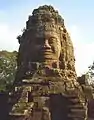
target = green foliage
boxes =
[0,50,17,92]
[87,61,94,86]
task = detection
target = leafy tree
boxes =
[86,61,94,87]
[0,51,17,92]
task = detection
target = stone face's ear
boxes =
[17,35,22,44]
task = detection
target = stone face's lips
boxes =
[39,50,54,59]
[41,50,52,52]
[40,49,52,53]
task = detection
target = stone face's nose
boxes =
[43,39,51,49]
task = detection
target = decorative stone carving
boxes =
[15,5,76,83]
[9,5,88,120]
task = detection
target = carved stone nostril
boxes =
[43,44,51,48]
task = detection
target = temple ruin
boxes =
[8,5,88,120]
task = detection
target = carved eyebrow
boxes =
[49,36,57,39]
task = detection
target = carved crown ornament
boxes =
[25,5,64,33]
[17,5,67,43]
[26,22,64,35]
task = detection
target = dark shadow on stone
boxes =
[50,94,69,120]
[0,92,9,120]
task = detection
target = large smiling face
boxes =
[30,30,61,62]
[16,5,77,82]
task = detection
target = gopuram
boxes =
[8,5,88,120]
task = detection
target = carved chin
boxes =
[40,54,59,60]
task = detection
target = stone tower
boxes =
[9,5,87,120]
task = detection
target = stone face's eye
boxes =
[35,38,44,44]
[49,37,56,44]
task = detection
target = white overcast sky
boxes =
[0,0,94,76]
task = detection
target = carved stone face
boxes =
[30,30,61,62]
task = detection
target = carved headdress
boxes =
[26,5,64,33]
